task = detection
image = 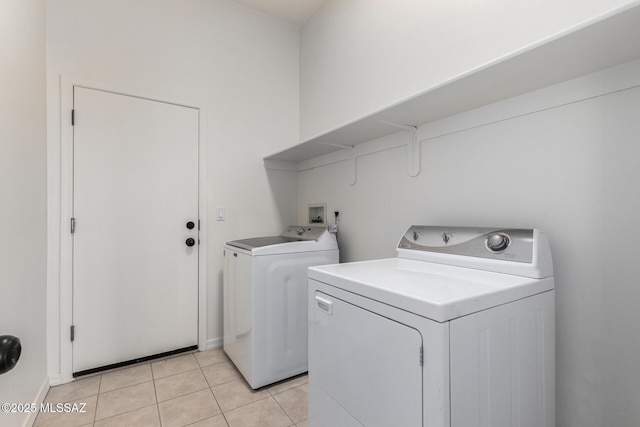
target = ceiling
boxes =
[231,0,326,25]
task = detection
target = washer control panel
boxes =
[281,225,327,241]
[398,226,534,263]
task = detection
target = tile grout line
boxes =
[92,363,159,425]
[95,362,153,394]
[93,374,102,425]
[62,351,310,427]
[151,363,161,426]
[92,403,159,426]
[93,380,157,424]
[270,388,296,426]
[265,374,309,397]
[202,361,232,427]
[218,392,297,426]
[208,374,309,425]
[273,383,310,426]
[91,361,225,425]
[219,392,272,414]
[205,386,224,426]
[44,351,230,426]
[154,366,210,404]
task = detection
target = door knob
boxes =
[186,221,195,230]
[185,238,196,247]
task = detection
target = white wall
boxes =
[300,3,640,424]
[46,0,299,380]
[297,59,640,426]
[0,0,49,426]
[300,0,639,140]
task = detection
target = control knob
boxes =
[486,233,509,252]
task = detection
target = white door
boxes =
[72,87,199,374]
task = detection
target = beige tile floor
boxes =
[34,349,309,427]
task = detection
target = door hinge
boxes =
[70,325,75,342]
[70,217,76,234]
[419,346,423,367]
[71,109,75,126]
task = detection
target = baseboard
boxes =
[206,337,222,350]
[22,376,49,427]
[48,373,61,387]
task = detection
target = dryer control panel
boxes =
[397,226,553,278]
[398,226,533,262]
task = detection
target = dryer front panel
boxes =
[309,290,423,427]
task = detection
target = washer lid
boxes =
[309,258,554,322]
[226,236,298,251]
[225,225,338,255]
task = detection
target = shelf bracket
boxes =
[377,120,420,177]
[407,127,419,177]
[317,141,357,185]
[347,146,356,185]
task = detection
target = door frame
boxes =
[57,77,208,384]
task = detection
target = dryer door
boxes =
[310,291,423,427]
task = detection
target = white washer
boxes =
[308,226,554,427]
[224,225,338,389]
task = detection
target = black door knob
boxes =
[0,335,21,375]
[186,221,195,230]
[186,238,196,247]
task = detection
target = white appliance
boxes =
[224,225,339,389]
[308,226,554,427]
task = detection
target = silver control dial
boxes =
[486,233,509,252]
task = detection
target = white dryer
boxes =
[224,225,338,389]
[308,226,554,427]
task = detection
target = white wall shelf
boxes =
[265,2,640,164]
